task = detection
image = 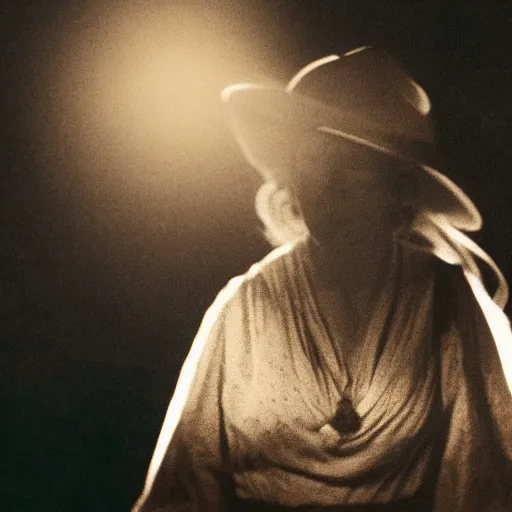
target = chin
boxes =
[319,223,388,243]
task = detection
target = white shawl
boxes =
[133,213,512,511]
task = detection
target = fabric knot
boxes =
[330,395,362,434]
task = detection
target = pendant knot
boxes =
[331,395,361,434]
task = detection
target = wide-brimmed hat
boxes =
[221,46,482,232]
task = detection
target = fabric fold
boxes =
[408,211,512,396]
[133,220,512,511]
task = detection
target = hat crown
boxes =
[287,46,434,144]
[220,46,482,232]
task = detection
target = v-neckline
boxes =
[296,240,401,403]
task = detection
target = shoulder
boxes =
[211,242,302,314]
[189,243,302,365]
[246,241,304,292]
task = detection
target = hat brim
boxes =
[222,84,482,232]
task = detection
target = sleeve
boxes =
[434,268,512,511]
[132,279,243,512]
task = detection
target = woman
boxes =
[132,47,512,511]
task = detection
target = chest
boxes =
[313,288,371,372]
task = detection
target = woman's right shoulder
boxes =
[209,242,303,321]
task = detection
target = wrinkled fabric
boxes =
[133,236,512,512]
[221,243,440,506]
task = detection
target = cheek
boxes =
[300,188,394,241]
[342,188,391,216]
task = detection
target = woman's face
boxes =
[288,132,398,248]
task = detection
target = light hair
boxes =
[255,181,309,247]
[255,166,420,247]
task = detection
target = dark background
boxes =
[2,1,511,511]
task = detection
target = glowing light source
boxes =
[38,3,290,177]
[26,2,303,258]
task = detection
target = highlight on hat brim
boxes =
[316,125,482,231]
[419,165,482,231]
[222,83,483,232]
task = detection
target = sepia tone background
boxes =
[2,1,511,510]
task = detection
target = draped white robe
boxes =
[133,215,512,512]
